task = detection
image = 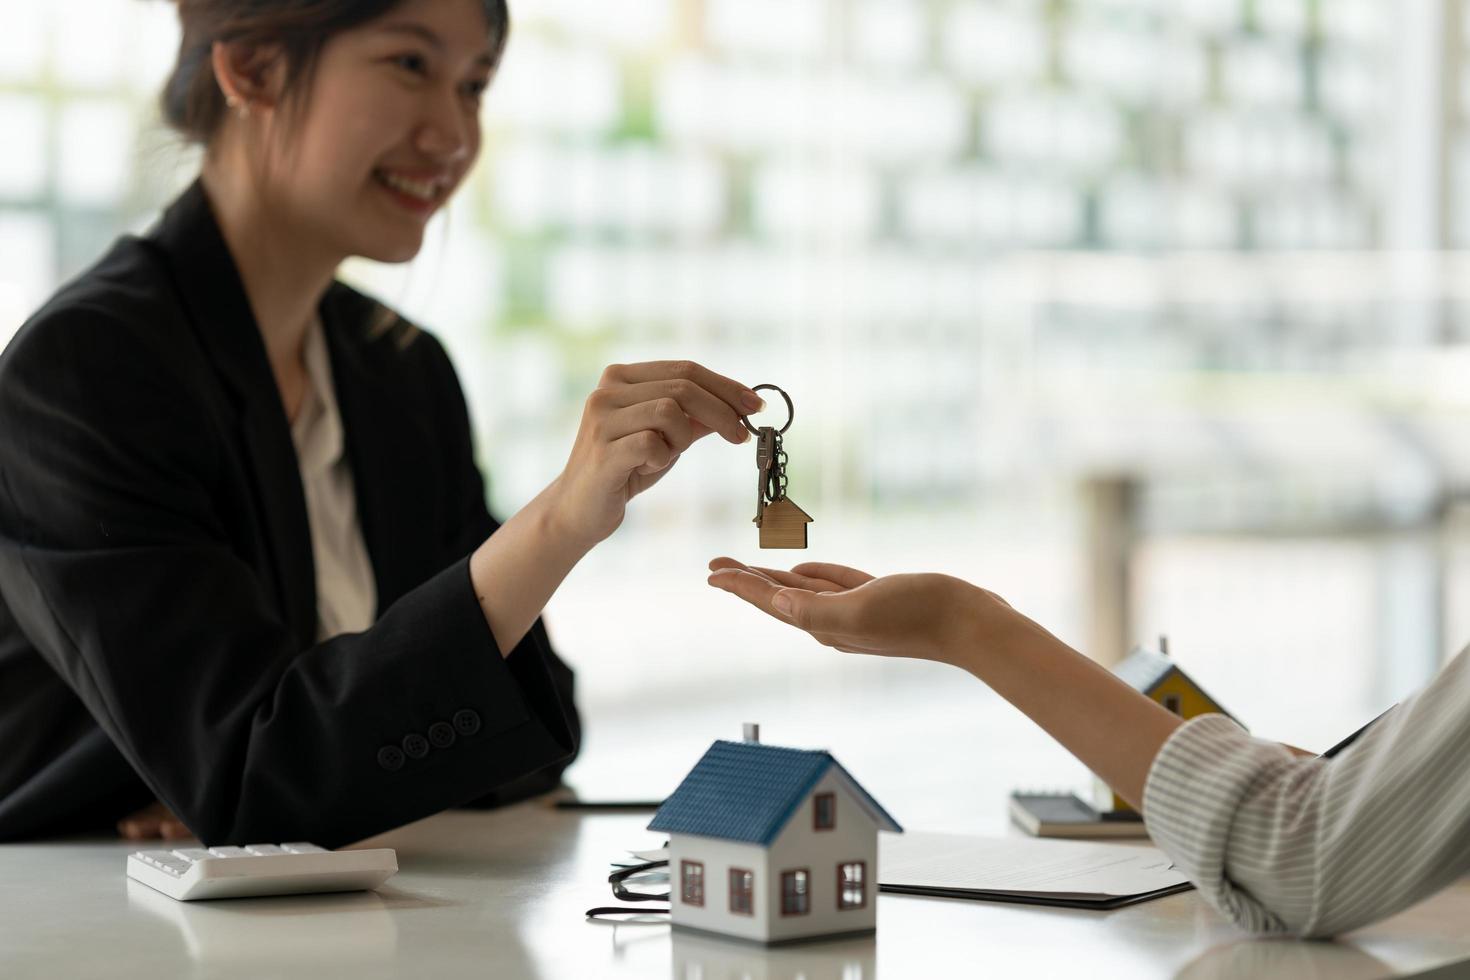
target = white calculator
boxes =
[126,842,398,901]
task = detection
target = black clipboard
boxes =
[1320,707,1395,758]
[878,831,1194,911]
[879,880,1194,910]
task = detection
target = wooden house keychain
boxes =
[742,384,813,549]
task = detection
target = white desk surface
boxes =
[3,800,1469,980]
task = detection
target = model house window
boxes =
[814,792,836,830]
[680,860,704,906]
[838,861,867,910]
[729,868,754,915]
[780,869,810,915]
[1162,694,1181,715]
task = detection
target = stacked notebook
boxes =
[1007,791,1150,839]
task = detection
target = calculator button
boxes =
[244,844,285,856]
[138,851,191,875]
[428,722,456,749]
[402,733,430,759]
[377,745,405,771]
[452,709,481,736]
[207,846,249,858]
[171,848,211,863]
[280,843,326,853]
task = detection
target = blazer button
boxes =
[428,721,457,749]
[377,746,406,771]
[402,733,430,759]
[452,708,481,736]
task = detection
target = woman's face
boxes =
[267,0,498,264]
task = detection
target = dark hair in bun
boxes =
[158,0,511,143]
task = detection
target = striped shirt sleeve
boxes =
[1141,647,1470,938]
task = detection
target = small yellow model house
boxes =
[1096,644,1244,816]
[755,498,813,549]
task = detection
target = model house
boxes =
[755,498,814,549]
[1097,642,1244,815]
[649,729,902,944]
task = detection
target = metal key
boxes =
[740,384,811,548]
[755,426,776,523]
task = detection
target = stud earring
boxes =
[224,94,250,120]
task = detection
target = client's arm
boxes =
[707,559,1470,938]
[706,560,1179,808]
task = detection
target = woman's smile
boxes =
[371,166,451,217]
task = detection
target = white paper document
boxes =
[880,831,1191,907]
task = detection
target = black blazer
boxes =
[0,181,579,845]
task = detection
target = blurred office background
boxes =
[6,0,1470,817]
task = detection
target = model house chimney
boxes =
[1158,635,1170,656]
[743,723,760,743]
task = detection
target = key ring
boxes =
[740,384,794,436]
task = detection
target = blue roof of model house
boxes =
[648,740,902,846]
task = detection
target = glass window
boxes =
[0,96,47,199]
[728,868,754,915]
[1162,694,1182,715]
[838,862,867,910]
[0,5,44,82]
[59,101,132,207]
[0,212,55,350]
[814,792,836,830]
[680,860,704,906]
[780,869,810,916]
[53,0,127,89]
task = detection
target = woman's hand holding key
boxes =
[547,361,761,550]
[469,360,757,658]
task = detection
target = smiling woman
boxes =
[0,0,762,847]
[159,0,509,146]
[167,0,507,268]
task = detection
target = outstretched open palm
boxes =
[707,557,983,663]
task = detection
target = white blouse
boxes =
[1144,645,1470,937]
[289,319,377,641]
